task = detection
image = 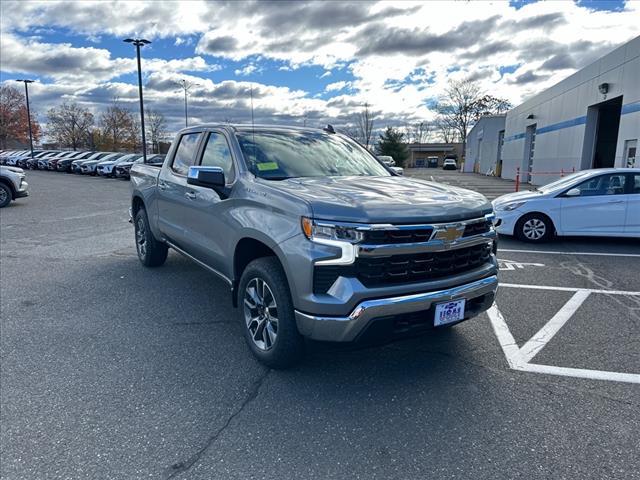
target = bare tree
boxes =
[406,121,432,144]
[146,109,167,154]
[356,102,375,150]
[99,98,139,151]
[46,102,94,150]
[436,79,512,156]
[435,79,483,156]
[434,115,459,144]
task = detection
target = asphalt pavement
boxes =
[1,171,639,479]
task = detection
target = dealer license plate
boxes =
[434,299,466,326]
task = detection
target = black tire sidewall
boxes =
[238,257,304,369]
[0,184,12,208]
[134,208,168,267]
[515,213,553,243]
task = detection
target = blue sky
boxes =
[1,0,638,139]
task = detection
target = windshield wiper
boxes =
[261,175,292,181]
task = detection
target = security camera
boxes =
[598,83,609,94]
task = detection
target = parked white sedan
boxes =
[493,168,640,242]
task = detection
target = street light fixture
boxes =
[174,79,199,128]
[16,79,35,160]
[124,38,151,162]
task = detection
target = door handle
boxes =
[158,181,167,190]
[608,200,624,203]
[185,191,197,200]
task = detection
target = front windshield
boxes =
[236,129,390,179]
[538,171,593,192]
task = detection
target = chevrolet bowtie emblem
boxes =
[433,225,465,242]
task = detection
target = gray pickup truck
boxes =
[130,125,498,368]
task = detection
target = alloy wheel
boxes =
[243,278,279,351]
[136,217,147,258]
[522,218,546,240]
[0,187,8,205]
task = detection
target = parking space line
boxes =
[499,248,640,258]
[522,363,640,385]
[500,283,640,296]
[488,284,640,385]
[518,290,591,363]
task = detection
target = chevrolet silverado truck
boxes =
[130,125,498,368]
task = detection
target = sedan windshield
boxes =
[537,171,593,193]
[236,129,390,179]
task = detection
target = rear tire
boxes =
[515,213,554,243]
[134,207,168,267]
[238,257,304,369]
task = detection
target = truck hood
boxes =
[264,176,492,223]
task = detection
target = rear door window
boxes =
[171,133,201,176]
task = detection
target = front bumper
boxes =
[494,210,521,236]
[295,274,497,342]
[16,180,29,198]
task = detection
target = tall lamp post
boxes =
[124,38,150,162]
[175,79,199,128]
[16,79,35,159]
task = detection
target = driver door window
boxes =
[200,132,235,183]
[572,174,626,196]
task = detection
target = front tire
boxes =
[238,257,304,369]
[134,207,168,267]
[0,183,12,208]
[515,213,554,243]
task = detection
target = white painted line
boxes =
[498,248,640,258]
[499,283,640,296]
[524,363,640,385]
[518,290,591,363]
[488,304,640,384]
[486,305,523,369]
[498,259,545,271]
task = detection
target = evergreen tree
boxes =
[376,127,409,167]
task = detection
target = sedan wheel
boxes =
[516,213,553,243]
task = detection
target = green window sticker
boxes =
[256,162,279,171]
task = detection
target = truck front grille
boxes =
[313,242,493,293]
[363,227,433,245]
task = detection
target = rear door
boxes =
[624,173,640,235]
[560,173,628,235]
[179,130,238,278]
[156,131,203,246]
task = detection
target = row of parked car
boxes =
[0,149,165,179]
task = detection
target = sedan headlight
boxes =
[495,201,526,211]
[301,217,364,243]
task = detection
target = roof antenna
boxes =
[323,124,335,134]
[250,83,256,163]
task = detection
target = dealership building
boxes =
[493,35,639,185]
[464,115,506,175]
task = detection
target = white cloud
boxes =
[1,0,639,135]
[325,81,350,92]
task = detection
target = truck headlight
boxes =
[495,201,526,211]
[301,217,364,243]
[301,217,360,266]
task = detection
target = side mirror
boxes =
[565,187,581,197]
[187,166,225,189]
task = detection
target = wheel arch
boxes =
[516,211,557,238]
[232,236,292,308]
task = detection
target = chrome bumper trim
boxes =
[295,275,498,342]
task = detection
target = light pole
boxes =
[175,79,198,128]
[16,79,35,159]
[124,38,150,162]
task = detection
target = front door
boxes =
[180,131,238,278]
[560,173,628,234]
